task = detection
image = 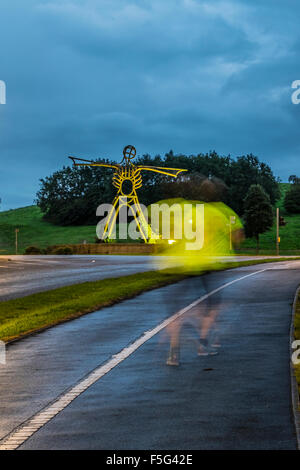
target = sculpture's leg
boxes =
[102,196,119,239]
[128,201,148,243]
[107,196,133,239]
[130,194,153,242]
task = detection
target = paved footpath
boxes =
[0,261,299,449]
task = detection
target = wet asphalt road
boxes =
[0,255,163,301]
[0,254,295,301]
[0,260,299,449]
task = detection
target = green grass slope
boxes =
[0,206,96,254]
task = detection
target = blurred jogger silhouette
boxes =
[150,178,244,366]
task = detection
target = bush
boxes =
[25,246,42,255]
[45,245,74,255]
[52,246,73,255]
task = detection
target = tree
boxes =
[228,155,280,215]
[36,161,116,225]
[288,175,300,185]
[36,151,280,226]
[284,184,300,214]
[158,173,227,202]
[243,184,274,254]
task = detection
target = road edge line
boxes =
[290,285,300,450]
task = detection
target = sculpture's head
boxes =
[122,145,136,163]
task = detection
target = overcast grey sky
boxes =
[0,0,300,210]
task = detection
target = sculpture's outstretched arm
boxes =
[138,166,187,178]
[69,156,119,170]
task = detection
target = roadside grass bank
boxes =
[1,257,299,343]
[0,206,97,255]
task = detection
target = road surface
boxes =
[0,254,296,301]
[0,255,164,301]
[0,260,299,449]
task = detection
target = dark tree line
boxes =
[36,151,280,226]
[284,174,300,214]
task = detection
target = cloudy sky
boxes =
[0,0,300,210]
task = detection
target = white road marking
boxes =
[0,267,270,450]
[270,262,300,269]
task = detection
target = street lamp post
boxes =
[276,208,279,256]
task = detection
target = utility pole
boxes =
[229,216,236,251]
[276,208,279,256]
[15,228,19,255]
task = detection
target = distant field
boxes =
[0,206,96,254]
[240,215,300,253]
[0,183,299,254]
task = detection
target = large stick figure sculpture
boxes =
[69,145,187,242]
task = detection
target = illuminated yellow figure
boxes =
[69,145,187,242]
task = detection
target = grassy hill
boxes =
[0,206,96,254]
[0,183,299,255]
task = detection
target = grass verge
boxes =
[1,257,299,343]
